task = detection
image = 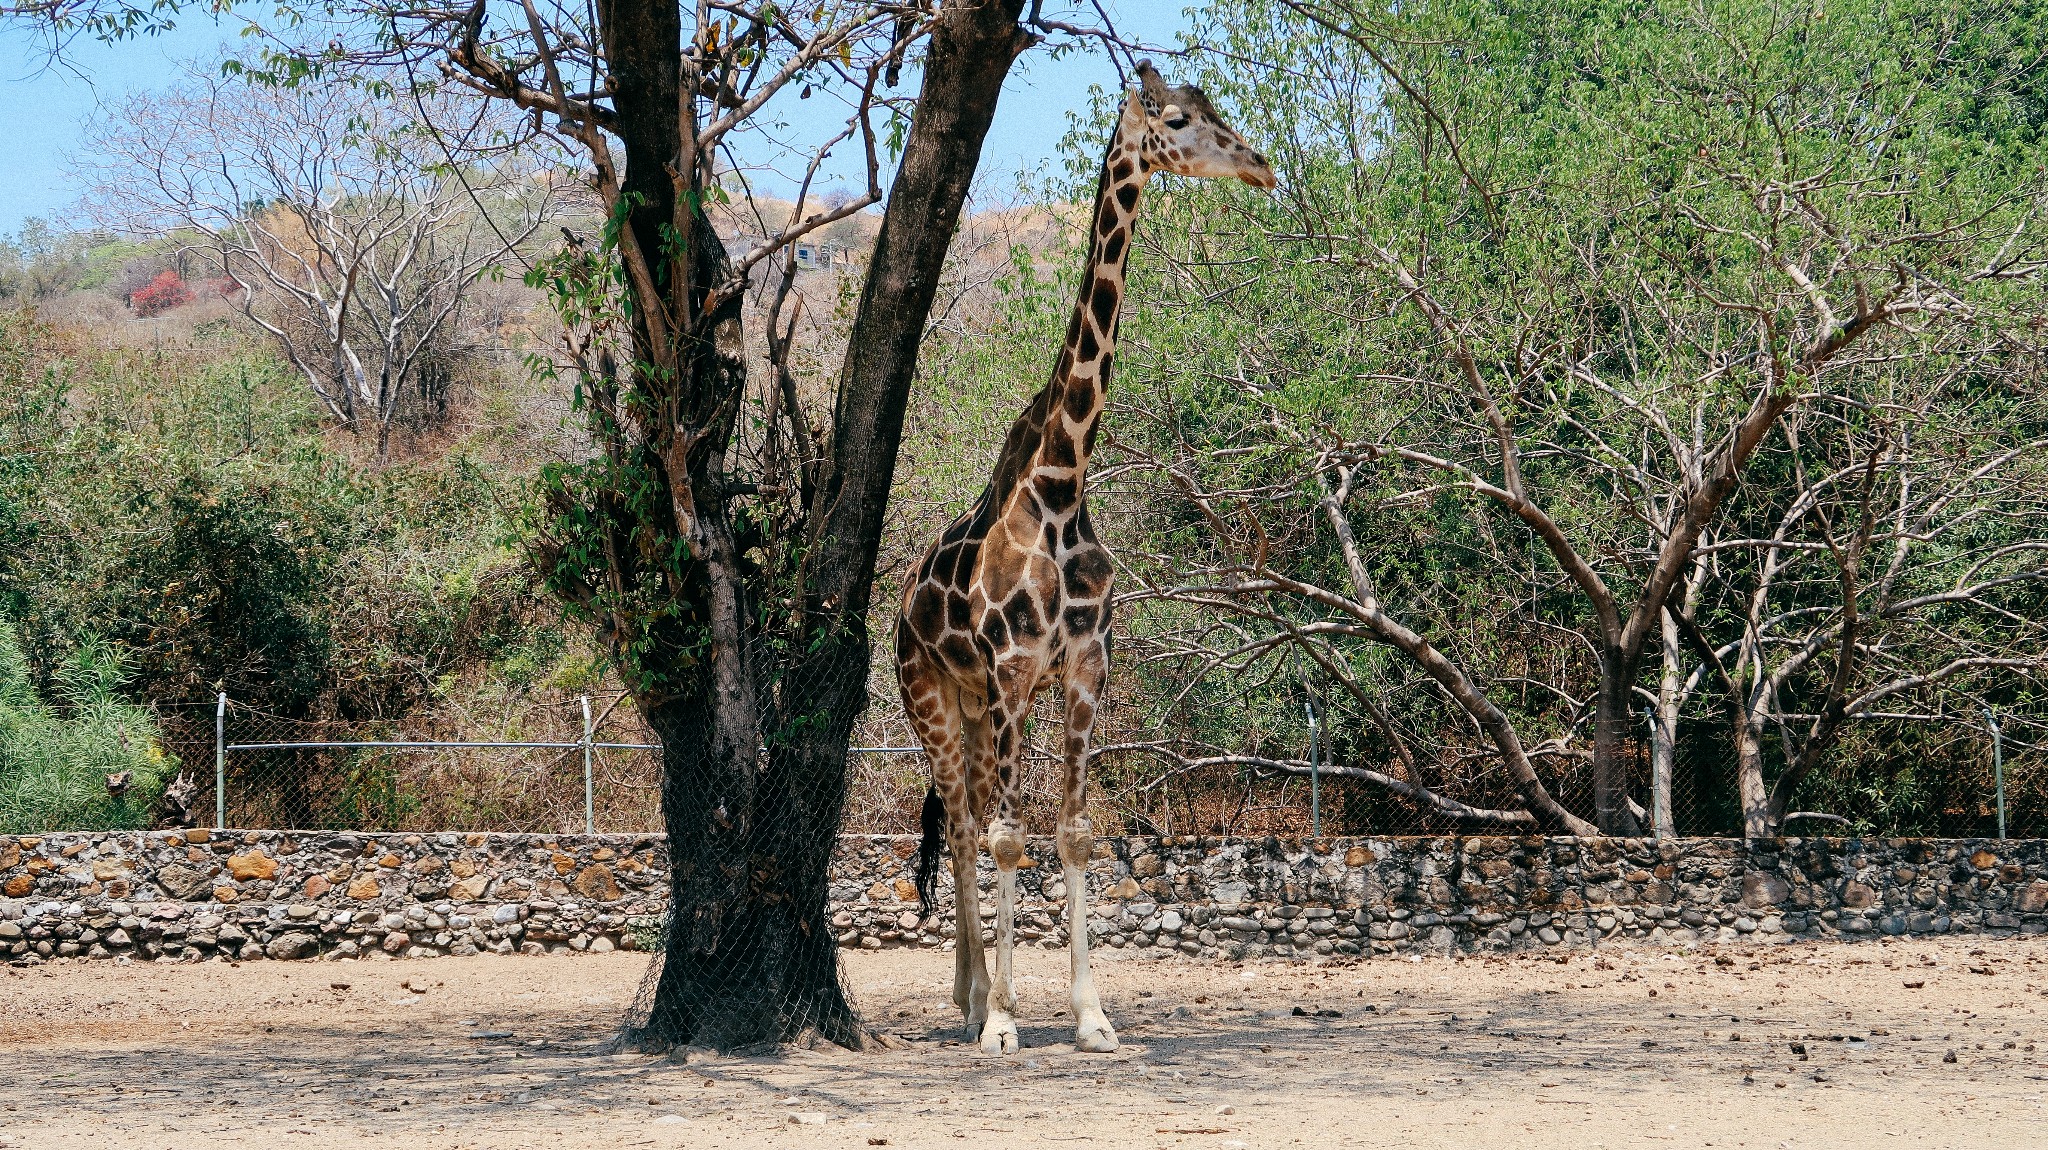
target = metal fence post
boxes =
[1986,708,2006,842]
[582,694,595,836]
[1304,700,1320,839]
[215,691,227,829]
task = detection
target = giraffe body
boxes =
[894,62,1274,1056]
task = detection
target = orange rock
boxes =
[1971,849,1998,870]
[867,882,893,902]
[378,853,402,868]
[3,874,32,897]
[409,855,445,875]
[449,876,490,902]
[17,837,39,849]
[212,886,239,903]
[92,860,125,882]
[893,878,919,903]
[450,858,477,879]
[301,875,332,899]
[552,853,576,875]
[183,829,210,844]
[226,852,277,881]
[0,842,17,870]
[346,876,381,900]
[591,847,615,862]
[1344,846,1374,867]
[186,848,209,863]
[61,841,88,858]
[574,864,621,902]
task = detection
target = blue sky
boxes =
[0,4,1194,235]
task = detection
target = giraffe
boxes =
[894,61,1275,1056]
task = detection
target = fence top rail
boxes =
[225,740,664,752]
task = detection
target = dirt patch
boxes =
[2,938,2045,1148]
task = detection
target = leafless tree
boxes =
[79,61,561,457]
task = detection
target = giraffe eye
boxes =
[1163,113,1188,129]
[1160,104,1187,130]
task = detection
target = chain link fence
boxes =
[128,692,2039,839]
[840,685,2042,841]
[151,695,663,834]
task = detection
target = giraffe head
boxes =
[1129,60,1277,189]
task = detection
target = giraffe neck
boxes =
[1033,122,1147,485]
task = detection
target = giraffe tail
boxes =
[915,784,945,917]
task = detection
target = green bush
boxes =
[0,622,177,833]
[0,311,569,722]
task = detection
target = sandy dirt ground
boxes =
[2,938,2045,1149]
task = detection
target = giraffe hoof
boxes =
[1075,1020,1119,1054]
[978,1015,1020,1056]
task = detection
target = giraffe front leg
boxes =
[1060,652,1117,1054]
[1060,819,1117,1053]
[981,819,1024,1056]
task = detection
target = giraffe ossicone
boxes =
[894,60,1275,1056]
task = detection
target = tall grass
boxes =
[0,622,176,833]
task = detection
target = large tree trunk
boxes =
[632,0,1031,1052]
[1593,651,1644,837]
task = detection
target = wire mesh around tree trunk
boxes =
[616,629,875,1054]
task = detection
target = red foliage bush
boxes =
[130,270,193,316]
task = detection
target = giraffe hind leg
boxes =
[978,662,1034,1056]
[952,683,996,1037]
[899,653,988,1039]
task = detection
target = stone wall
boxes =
[0,830,667,962]
[4,830,2045,963]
